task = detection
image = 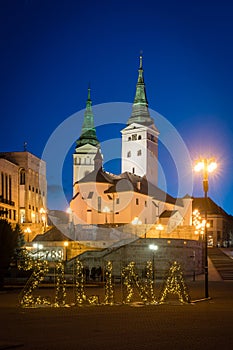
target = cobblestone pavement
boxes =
[0,280,233,350]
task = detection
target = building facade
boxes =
[192,197,233,247]
[0,151,47,240]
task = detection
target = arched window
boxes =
[19,169,25,185]
[127,151,131,158]
[138,135,141,140]
[137,149,142,156]
[128,136,131,141]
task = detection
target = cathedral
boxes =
[70,56,193,233]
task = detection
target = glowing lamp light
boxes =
[149,244,158,251]
[194,159,217,174]
[131,216,142,225]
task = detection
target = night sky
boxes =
[1,0,233,214]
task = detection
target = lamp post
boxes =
[24,227,31,242]
[156,223,164,238]
[131,216,142,237]
[39,208,46,232]
[149,244,158,281]
[103,206,110,224]
[64,241,69,261]
[194,158,217,298]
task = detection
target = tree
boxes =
[0,219,19,289]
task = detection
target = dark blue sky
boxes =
[1,0,233,214]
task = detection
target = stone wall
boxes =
[75,238,203,279]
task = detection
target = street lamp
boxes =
[131,216,142,237]
[103,206,110,224]
[24,227,31,242]
[149,244,158,281]
[39,208,46,232]
[156,223,164,238]
[194,158,217,298]
[64,241,69,261]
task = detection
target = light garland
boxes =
[159,261,191,304]
[54,260,67,307]
[144,261,157,304]
[74,258,87,305]
[74,259,99,306]
[18,249,50,307]
[121,261,155,304]
[18,252,192,307]
[104,261,114,305]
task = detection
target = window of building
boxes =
[127,151,131,158]
[88,191,94,199]
[29,204,31,209]
[98,196,101,213]
[132,134,137,141]
[145,201,147,207]
[138,135,141,140]
[136,198,139,205]
[19,169,25,185]
[137,149,142,156]
[20,209,25,223]
[116,198,120,204]
[132,167,135,174]
[128,137,131,141]
[208,220,213,228]
[32,187,34,192]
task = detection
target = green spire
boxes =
[127,55,154,126]
[76,87,100,148]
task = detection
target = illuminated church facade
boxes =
[70,57,193,233]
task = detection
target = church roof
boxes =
[160,210,178,218]
[75,87,100,148]
[33,226,72,242]
[127,55,156,128]
[192,197,229,216]
[77,168,119,185]
[104,171,182,206]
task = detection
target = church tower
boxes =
[121,56,159,187]
[73,87,101,194]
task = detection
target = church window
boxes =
[137,150,142,156]
[116,198,120,204]
[128,137,131,141]
[145,201,147,207]
[127,151,131,158]
[132,134,137,141]
[87,191,94,199]
[136,198,139,205]
[132,167,135,174]
[138,135,141,140]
